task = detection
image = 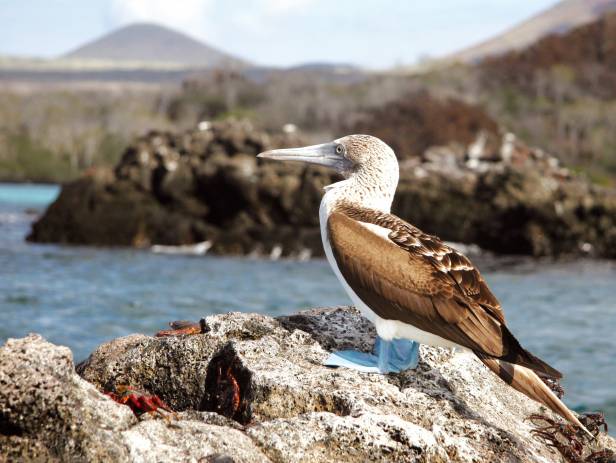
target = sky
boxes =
[0,0,558,69]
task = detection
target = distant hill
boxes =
[448,0,616,63]
[63,23,248,69]
[451,11,616,182]
[285,62,362,73]
[2,23,367,83]
[480,12,616,98]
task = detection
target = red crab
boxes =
[105,385,173,418]
[155,319,207,337]
[527,414,614,463]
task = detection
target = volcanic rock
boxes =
[2,307,615,462]
[28,119,616,258]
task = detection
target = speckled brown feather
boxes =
[258,133,587,432]
[327,203,561,379]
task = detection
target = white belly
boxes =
[319,199,466,351]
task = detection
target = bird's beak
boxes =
[257,142,348,171]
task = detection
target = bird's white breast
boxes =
[319,191,465,350]
[319,193,376,322]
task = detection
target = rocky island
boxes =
[28,116,616,259]
[1,307,614,462]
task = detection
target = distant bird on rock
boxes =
[257,134,590,435]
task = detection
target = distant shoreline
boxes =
[0,179,59,186]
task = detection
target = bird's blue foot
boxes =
[323,336,420,374]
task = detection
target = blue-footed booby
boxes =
[257,134,589,434]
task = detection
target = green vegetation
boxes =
[4,10,616,186]
[0,86,172,182]
[0,132,76,182]
[0,73,413,182]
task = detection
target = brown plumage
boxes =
[327,201,587,431]
[257,133,589,435]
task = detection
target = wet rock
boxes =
[395,132,616,258]
[28,120,616,258]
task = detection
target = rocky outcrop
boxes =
[348,92,500,160]
[2,307,614,462]
[28,119,616,258]
[28,120,332,257]
[396,131,616,257]
[0,334,137,461]
[480,12,616,99]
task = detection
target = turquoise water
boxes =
[1,183,615,430]
[0,183,60,206]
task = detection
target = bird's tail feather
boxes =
[476,353,592,437]
[500,326,562,379]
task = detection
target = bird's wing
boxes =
[327,204,561,378]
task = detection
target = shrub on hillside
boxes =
[349,92,499,159]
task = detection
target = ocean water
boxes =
[1,182,615,430]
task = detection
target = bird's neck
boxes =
[322,168,398,214]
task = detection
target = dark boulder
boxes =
[395,133,616,258]
[28,120,336,256]
[28,119,616,258]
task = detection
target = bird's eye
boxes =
[335,144,344,154]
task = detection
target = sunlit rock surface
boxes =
[2,307,614,462]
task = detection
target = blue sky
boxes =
[0,0,557,68]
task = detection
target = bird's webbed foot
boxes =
[323,336,420,374]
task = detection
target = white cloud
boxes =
[224,0,319,37]
[107,0,317,44]
[108,0,317,32]
[109,0,214,40]
[259,0,316,15]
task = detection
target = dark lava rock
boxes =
[28,119,616,258]
[4,307,615,462]
[28,120,335,257]
[395,132,616,258]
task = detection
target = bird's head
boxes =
[257,134,398,180]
